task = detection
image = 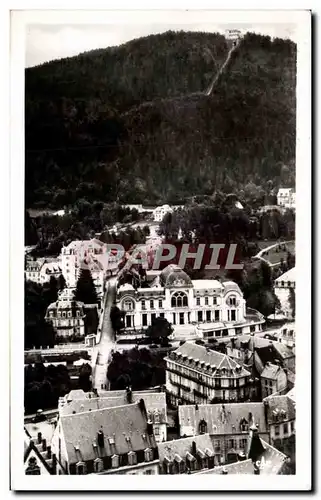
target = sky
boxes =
[25,22,297,68]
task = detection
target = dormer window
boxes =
[199,419,207,434]
[144,448,153,462]
[128,451,137,466]
[240,419,249,432]
[93,458,103,473]
[154,410,160,423]
[108,437,115,445]
[111,454,119,468]
[76,462,86,475]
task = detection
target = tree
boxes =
[146,317,173,346]
[57,273,66,291]
[74,268,98,305]
[110,305,125,334]
[289,287,295,319]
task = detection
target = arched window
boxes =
[123,299,134,311]
[227,295,237,307]
[93,458,103,473]
[199,419,208,434]
[128,451,137,466]
[171,292,188,308]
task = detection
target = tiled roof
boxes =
[60,390,167,423]
[179,402,268,435]
[275,267,295,283]
[222,281,242,295]
[261,363,282,380]
[195,441,287,475]
[192,280,222,290]
[168,342,250,378]
[263,395,296,424]
[157,434,214,463]
[160,265,193,288]
[60,402,156,465]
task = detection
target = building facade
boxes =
[260,363,288,398]
[116,264,264,338]
[165,342,252,406]
[51,401,159,475]
[152,204,173,222]
[45,291,86,340]
[274,267,296,320]
[277,188,296,209]
[178,402,269,465]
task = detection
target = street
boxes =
[92,277,117,391]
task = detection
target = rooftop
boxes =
[261,363,283,380]
[263,394,296,424]
[192,280,222,290]
[60,402,156,465]
[179,402,268,435]
[168,342,250,378]
[158,434,214,464]
[275,267,295,284]
[160,265,192,288]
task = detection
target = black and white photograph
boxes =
[9,7,311,492]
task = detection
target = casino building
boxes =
[115,265,264,340]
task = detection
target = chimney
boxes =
[42,438,47,451]
[37,432,42,444]
[138,398,147,418]
[147,421,153,436]
[126,386,133,404]
[191,441,197,457]
[97,430,104,448]
[47,445,52,459]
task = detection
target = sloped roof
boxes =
[263,395,296,424]
[222,281,242,295]
[196,441,287,475]
[60,402,156,465]
[60,390,167,423]
[261,363,282,380]
[192,280,222,290]
[169,342,250,378]
[179,402,268,435]
[158,434,214,463]
[275,267,295,283]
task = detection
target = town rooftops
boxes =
[230,335,294,361]
[59,401,156,465]
[196,440,287,475]
[168,342,250,378]
[59,389,167,423]
[157,434,214,464]
[275,267,295,284]
[277,188,293,196]
[178,402,268,435]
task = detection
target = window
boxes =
[57,311,61,318]
[25,457,41,475]
[228,296,237,306]
[171,292,188,308]
[144,448,153,462]
[275,425,280,436]
[128,451,137,466]
[142,314,148,327]
[283,423,288,435]
[94,458,103,473]
[205,297,209,306]
[228,439,237,449]
[141,300,146,310]
[76,462,86,475]
[76,310,80,317]
[198,311,203,322]
[239,438,247,449]
[158,300,163,309]
[290,421,295,433]
[154,426,160,436]
[111,455,119,468]
[67,311,72,318]
[215,310,220,321]
[150,300,154,309]
[206,310,211,322]
[144,470,153,475]
[124,299,134,311]
[199,419,207,434]
[196,297,201,306]
[231,310,236,321]
[214,440,221,452]
[240,419,249,432]
[159,313,165,318]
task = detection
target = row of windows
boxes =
[75,448,154,474]
[274,421,295,436]
[50,310,81,318]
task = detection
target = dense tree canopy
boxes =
[74,268,99,305]
[26,31,296,208]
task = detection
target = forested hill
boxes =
[25,30,296,208]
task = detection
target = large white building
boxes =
[60,239,118,305]
[45,289,86,340]
[277,188,296,209]
[274,267,296,320]
[115,264,264,339]
[152,204,173,222]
